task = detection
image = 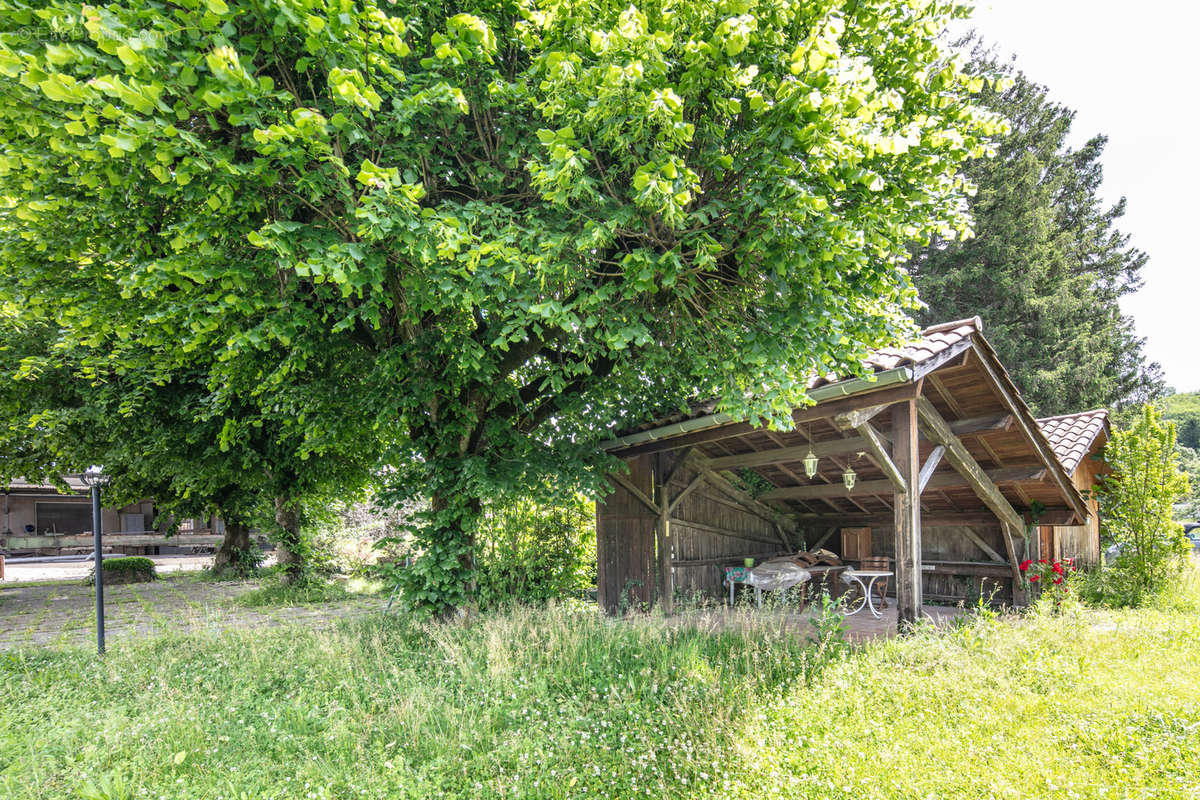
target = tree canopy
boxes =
[910,48,1164,416]
[0,304,382,577]
[0,0,1001,612]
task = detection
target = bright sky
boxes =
[956,1,1200,392]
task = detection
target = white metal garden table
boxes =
[840,570,893,618]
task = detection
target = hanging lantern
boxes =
[842,466,857,491]
[803,449,819,478]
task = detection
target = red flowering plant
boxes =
[1019,558,1076,608]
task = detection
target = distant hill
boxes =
[1163,392,1200,451]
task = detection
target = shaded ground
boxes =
[666,602,966,642]
[0,573,386,651]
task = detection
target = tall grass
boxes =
[1,598,1198,799]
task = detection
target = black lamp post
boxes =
[81,465,111,655]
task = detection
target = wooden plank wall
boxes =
[596,452,783,611]
[1049,455,1103,566]
[596,454,658,613]
[665,457,782,602]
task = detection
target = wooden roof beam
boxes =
[609,382,918,458]
[703,436,871,470]
[795,508,1076,527]
[760,465,1045,501]
[967,341,1088,521]
[689,454,798,535]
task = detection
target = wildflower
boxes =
[1018,559,1032,571]
[1053,577,1063,585]
[1030,575,1039,582]
[1052,562,1064,575]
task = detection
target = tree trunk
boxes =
[396,484,483,617]
[274,496,304,584]
[212,519,252,575]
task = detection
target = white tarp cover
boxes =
[744,558,811,592]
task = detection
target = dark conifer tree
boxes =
[911,50,1165,415]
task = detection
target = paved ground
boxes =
[0,573,387,651]
[2,553,217,583]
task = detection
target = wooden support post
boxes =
[892,399,923,628]
[656,464,674,615]
[1001,522,1028,606]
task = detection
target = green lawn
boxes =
[2,582,1199,800]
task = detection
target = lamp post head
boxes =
[81,465,112,488]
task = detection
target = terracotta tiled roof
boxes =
[802,317,981,390]
[619,319,985,432]
[863,317,981,372]
[1036,410,1109,475]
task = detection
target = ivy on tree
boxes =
[0,0,1001,614]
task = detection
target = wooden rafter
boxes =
[796,508,1075,527]
[968,341,1088,521]
[948,414,1013,437]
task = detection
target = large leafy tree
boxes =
[0,0,1000,613]
[910,49,1164,415]
[0,306,381,579]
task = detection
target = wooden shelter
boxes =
[595,318,1101,624]
[1035,410,1109,566]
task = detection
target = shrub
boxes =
[85,557,157,586]
[474,495,596,608]
[1093,405,1191,606]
